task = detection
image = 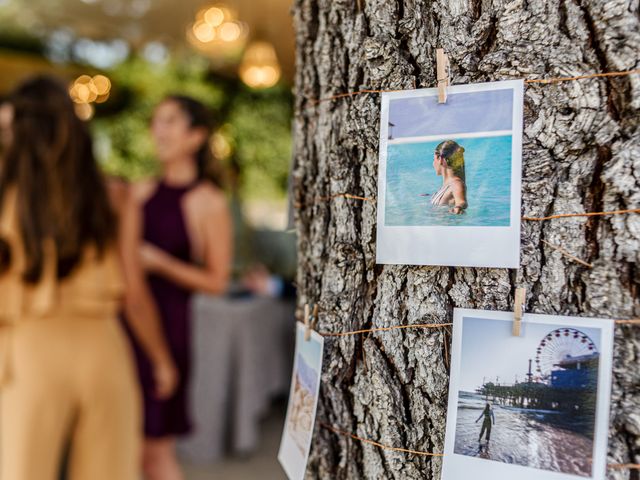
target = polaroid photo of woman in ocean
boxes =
[442,309,614,480]
[376,80,523,268]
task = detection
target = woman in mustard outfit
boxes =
[0,76,178,480]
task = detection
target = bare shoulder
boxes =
[451,178,466,193]
[129,179,158,205]
[188,182,228,215]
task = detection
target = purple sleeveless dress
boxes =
[124,180,196,438]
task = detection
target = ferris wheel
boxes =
[534,328,598,380]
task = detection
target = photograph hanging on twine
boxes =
[278,322,325,480]
[442,308,614,480]
[376,80,523,268]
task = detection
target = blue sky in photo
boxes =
[296,325,323,371]
[458,316,602,392]
[388,89,514,138]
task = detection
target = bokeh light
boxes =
[219,22,241,42]
[204,7,224,27]
[239,41,281,89]
[68,74,111,113]
[74,102,94,121]
[187,3,248,55]
[211,130,233,160]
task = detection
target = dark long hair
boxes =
[163,95,224,188]
[0,75,116,283]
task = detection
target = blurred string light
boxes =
[102,0,124,16]
[128,0,151,18]
[46,32,129,68]
[72,38,129,69]
[74,102,94,121]
[239,41,281,89]
[142,41,169,64]
[186,4,248,56]
[69,74,112,120]
[79,0,150,18]
[211,130,233,161]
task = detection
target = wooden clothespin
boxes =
[512,287,526,336]
[436,48,450,104]
[304,304,319,341]
[304,304,311,341]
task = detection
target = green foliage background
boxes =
[93,55,292,201]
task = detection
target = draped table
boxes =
[178,294,295,463]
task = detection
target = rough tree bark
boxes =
[290,1,640,479]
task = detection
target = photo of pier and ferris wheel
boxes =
[453,316,603,477]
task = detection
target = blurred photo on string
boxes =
[278,322,324,480]
[120,94,233,480]
[0,75,179,480]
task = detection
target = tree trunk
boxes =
[290,1,640,479]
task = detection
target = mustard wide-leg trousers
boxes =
[0,317,141,480]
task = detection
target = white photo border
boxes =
[376,80,524,268]
[442,308,614,480]
[278,322,325,480]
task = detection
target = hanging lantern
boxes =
[238,41,281,89]
[186,3,249,58]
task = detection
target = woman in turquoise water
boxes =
[430,140,467,214]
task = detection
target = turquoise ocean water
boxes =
[384,135,513,227]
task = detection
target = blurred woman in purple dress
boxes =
[123,95,233,480]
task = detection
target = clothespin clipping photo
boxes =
[304,304,311,341]
[436,48,450,103]
[304,303,318,341]
[512,287,526,336]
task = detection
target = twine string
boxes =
[296,192,639,223]
[319,422,640,469]
[524,69,640,85]
[523,209,640,222]
[306,68,640,105]
[319,322,453,337]
[316,318,640,338]
[319,422,443,457]
[541,239,593,268]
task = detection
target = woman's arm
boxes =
[119,188,177,399]
[450,180,467,215]
[141,187,233,295]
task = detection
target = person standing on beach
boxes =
[476,403,495,442]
